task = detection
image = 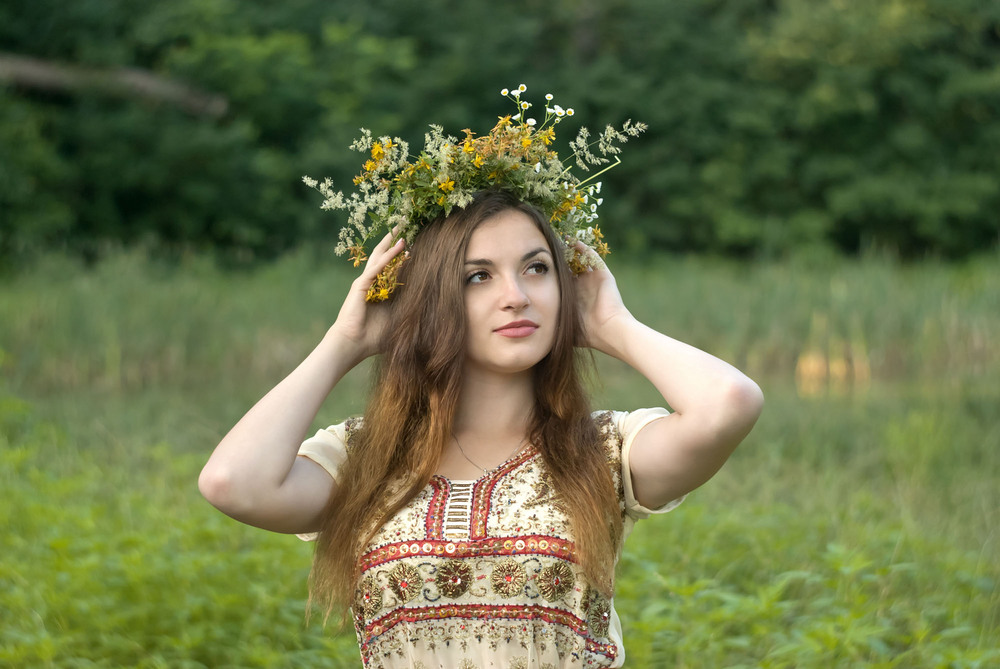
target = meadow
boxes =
[1,250,997,668]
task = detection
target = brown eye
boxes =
[466,270,490,285]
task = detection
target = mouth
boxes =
[494,319,539,338]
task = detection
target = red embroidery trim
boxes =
[470,447,536,538]
[360,603,618,660]
[425,476,449,538]
[358,534,577,571]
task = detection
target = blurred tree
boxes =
[0,92,73,261]
[745,0,1000,257]
[0,0,997,266]
[0,0,414,266]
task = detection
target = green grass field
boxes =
[1,250,997,668]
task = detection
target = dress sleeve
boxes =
[611,407,686,520]
[296,423,350,481]
[294,422,351,542]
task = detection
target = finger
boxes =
[369,235,391,258]
[373,235,405,261]
[570,241,607,272]
[360,232,406,281]
[354,253,402,298]
[381,237,406,265]
[372,226,404,255]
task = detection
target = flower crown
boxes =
[303,84,647,301]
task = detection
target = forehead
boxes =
[466,209,550,258]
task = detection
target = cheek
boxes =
[544,278,561,314]
[464,292,491,330]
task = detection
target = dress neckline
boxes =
[431,443,536,485]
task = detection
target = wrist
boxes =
[321,325,373,371]
[589,311,640,359]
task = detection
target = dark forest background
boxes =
[2,0,998,268]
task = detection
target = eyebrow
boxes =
[464,247,550,266]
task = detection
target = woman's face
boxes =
[462,208,561,377]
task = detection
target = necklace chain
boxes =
[452,432,526,476]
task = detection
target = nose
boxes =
[501,275,530,311]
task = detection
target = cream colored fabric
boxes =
[296,409,683,668]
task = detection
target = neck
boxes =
[453,367,535,440]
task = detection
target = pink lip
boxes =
[494,320,539,338]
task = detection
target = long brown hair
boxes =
[309,190,623,622]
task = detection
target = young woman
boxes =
[199,188,764,668]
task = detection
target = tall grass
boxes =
[1,250,997,667]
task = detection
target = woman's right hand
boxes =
[329,230,406,361]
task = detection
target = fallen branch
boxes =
[0,52,228,117]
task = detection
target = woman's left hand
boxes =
[572,242,634,355]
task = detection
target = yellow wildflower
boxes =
[348,245,368,267]
[439,179,455,192]
[371,142,385,161]
[473,154,485,167]
[521,137,532,148]
[364,160,377,172]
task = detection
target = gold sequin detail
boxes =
[436,559,473,598]
[354,574,382,620]
[388,562,422,603]
[583,586,612,637]
[537,561,575,601]
[523,471,568,514]
[490,559,528,597]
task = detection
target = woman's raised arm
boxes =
[573,244,764,509]
[198,232,405,534]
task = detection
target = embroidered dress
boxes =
[297,408,683,669]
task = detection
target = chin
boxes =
[468,353,548,377]
[465,334,557,377]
